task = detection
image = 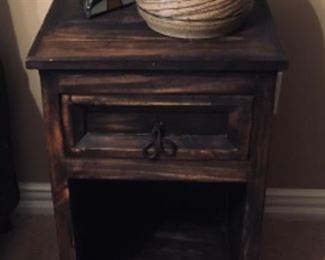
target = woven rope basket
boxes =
[136,0,254,39]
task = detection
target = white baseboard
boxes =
[265,188,325,219]
[17,182,325,219]
[17,183,53,215]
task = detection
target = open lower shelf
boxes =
[130,214,230,260]
[69,180,245,260]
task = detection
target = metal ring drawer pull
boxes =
[143,121,177,160]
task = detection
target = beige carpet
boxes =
[0,214,325,260]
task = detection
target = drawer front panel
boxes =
[62,95,253,160]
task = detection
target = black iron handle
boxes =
[143,121,177,160]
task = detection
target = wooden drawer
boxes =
[61,94,253,161]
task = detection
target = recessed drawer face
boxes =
[61,95,253,161]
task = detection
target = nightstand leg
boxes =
[53,186,76,260]
[41,73,76,260]
[241,74,276,260]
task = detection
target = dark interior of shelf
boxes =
[69,180,245,260]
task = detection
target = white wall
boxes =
[0,0,52,182]
[268,0,325,188]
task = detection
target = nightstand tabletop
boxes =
[26,0,287,71]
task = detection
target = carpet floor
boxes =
[0,214,325,260]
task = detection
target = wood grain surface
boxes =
[26,0,287,259]
[26,0,287,71]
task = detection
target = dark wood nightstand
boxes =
[26,0,287,259]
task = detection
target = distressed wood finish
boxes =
[27,0,287,259]
[241,74,277,260]
[61,93,253,160]
[26,0,287,71]
[58,72,257,94]
[39,72,75,260]
[66,159,250,182]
